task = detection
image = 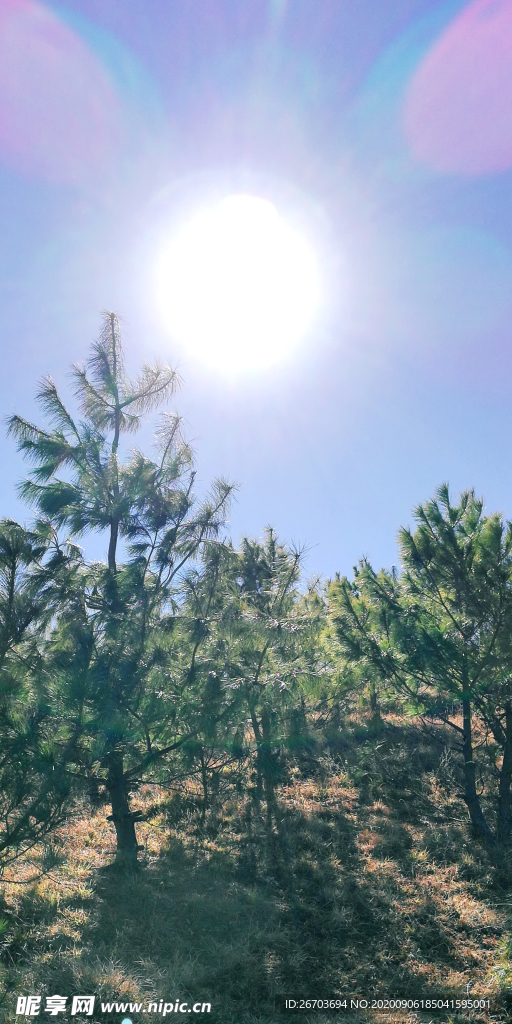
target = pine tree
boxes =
[329,485,512,843]
[172,531,323,826]
[225,530,320,823]
[8,313,233,866]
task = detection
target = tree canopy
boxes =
[4,316,512,878]
[328,485,512,841]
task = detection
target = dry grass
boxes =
[1,718,512,1024]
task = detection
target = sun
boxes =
[156,193,320,373]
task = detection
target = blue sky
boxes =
[1,0,511,580]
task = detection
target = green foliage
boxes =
[209,530,324,808]
[5,312,328,865]
[0,520,73,871]
[4,315,512,1018]
[166,530,326,817]
[328,485,512,841]
[8,313,235,865]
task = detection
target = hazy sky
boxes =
[1,0,511,580]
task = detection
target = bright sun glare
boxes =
[156,194,320,372]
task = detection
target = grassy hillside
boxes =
[1,715,511,1024]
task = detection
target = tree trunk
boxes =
[88,772,103,809]
[200,746,208,822]
[369,678,380,719]
[106,752,140,868]
[497,700,512,843]
[249,706,264,804]
[261,707,277,833]
[462,693,492,841]
[107,519,119,574]
[368,678,383,736]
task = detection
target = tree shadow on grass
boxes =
[0,883,97,1019]
[67,779,501,1024]
[1,744,506,1024]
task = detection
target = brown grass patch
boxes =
[1,718,511,1023]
